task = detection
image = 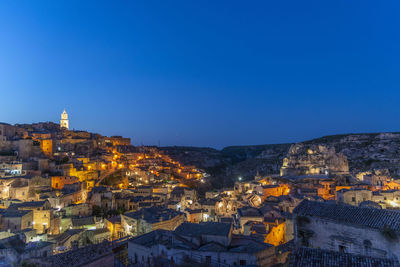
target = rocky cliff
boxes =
[280,143,349,176]
[302,133,400,177]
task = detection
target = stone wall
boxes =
[294,215,400,260]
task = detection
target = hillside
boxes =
[161,132,400,188]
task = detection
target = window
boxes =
[351,197,355,202]
[339,245,346,253]
[240,260,247,265]
[206,256,211,264]
[384,197,387,200]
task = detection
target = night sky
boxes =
[1,1,399,148]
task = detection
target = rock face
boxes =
[305,133,400,177]
[280,143,349,176]
[281,132,400,177]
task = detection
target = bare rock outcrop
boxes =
[280,143,349,176]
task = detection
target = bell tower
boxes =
[60,109,69,130]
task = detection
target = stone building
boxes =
[9,182,31,201]
[0,235,53,266]
[28,241,113,267]
[51,176,80,190]
[170,186,197,204]
[60,109,69,130]
[1,210,33,232]
[234,181,263,195]
[121,206,185,236]
[292,200,400,261]
[0,162,23,177]
[236,206,264,233]
[128,223,275,267]
[337,188,373,206]
[261,184,290,201]
[64,203,92,217]
[190,198,218,221]
[8,200,52,234]
[105,215,124,240]
[337,188,400,208]
[363,174,390,187]
[184,208,205,223]
[40,139,53,157]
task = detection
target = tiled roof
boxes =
[24,241,53,251]
[9,201,47,209]
[124,207,182,224]
[90,228,109,235]
[71,216,95,227]
[198,198,218,206]
[129,229,196,250]
[198,242,226,252]
[174,222,231,237]
[106,215,121,224]
[129,228,270,253]
[52,229,85,244]
[238,206,263,217]
[41,241,112,267]
[293,200,400,232]
[359,200,382,209]
[1,210,31,217]
[229,234,272,253]
[289,247,399,267]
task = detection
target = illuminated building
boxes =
[40,139,53,157]
[60,109,69,130]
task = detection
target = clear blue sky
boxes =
[0,1,399,148]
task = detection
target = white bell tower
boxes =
[60,109,69,130]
